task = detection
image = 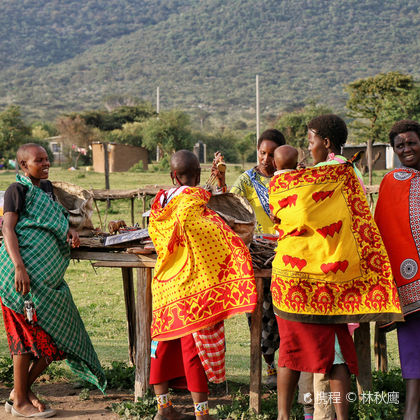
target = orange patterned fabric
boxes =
[269,164,402,324]
[149,187,256,340]
[375,168,420,316]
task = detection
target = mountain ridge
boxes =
[1,0,419,120]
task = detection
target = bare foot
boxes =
[9,388,46,412]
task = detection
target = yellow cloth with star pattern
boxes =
[149,187,257,340]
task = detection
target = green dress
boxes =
[0,174,106,392]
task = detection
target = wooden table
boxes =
[71,249,156,398]
[71,248,270,404]
[71,250,372,412]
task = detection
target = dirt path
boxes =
[0,382,234,419]
[0,383,129,419]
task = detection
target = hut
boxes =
[91,142,148,173]
[342,143,394,170]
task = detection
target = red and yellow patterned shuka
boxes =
[268,163,402,324]
[375,168,420,317]
[149,187,257,340]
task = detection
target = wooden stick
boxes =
[93,198,104,232]
[249,276,264,413]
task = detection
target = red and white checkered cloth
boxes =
[193,321,225,383]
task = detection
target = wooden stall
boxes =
[90,186,168,226]
[70,184,383,413]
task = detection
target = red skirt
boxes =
[276,316,358,375]
[1,299,65,362]
[150,334,208,393]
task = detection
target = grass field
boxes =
[0,166,401,385]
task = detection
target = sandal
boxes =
[11,406,56,418]
[5,400,13,413]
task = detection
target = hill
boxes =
[0,0,419,121]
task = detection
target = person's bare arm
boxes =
[2,212,30,295]
[211,151,226,188]
[67,227,80,248]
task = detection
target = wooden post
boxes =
[142,195,146,228]
[130,197,135,226]
[354,322,372,395]
[249,276,264,414]
[366,138,373,206]
[134,267,153,400]
[121,267,136,365]
[103,142,110,209]
[374,323,388,372]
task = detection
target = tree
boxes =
[105,122,143,147]
[56,115,100,167]
[236,133,254,169]
[275,101,332,148]
[31,121,58,138]
[195,108,211,130]
[345,72,420,184]
[75,104,156,131]
[31,126,50,140]
[0,106,31,161]
[192,129,239,163]
[140,110,194,157]
[103,94,139,111]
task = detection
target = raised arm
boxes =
[211,151,227,191]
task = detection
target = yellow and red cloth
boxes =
[375,168,420,317]
[269,163,402,324]
[149,187,256,340]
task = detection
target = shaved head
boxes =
[274,145,298,171]
[170,150,201,187]
[17,143,46,169]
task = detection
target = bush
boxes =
[349,369,405,419]
[129,161,147,172]
[216,370,404,420]
[104,361,135,390]
[111,389,157,419]
[0,357,13,387]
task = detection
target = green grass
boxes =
[0,166,400,384]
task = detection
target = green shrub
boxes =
[78,388,90,401]
[0,357,13,387]
[104,361,135,390]
[216,370,404,420]
[349,369,404,419]
[129,161,147,172]
[111,389,157,419]
[78,361,135,391]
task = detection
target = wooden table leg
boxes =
[121,267,136,365]
[355,322,372,395]
[374,323,388,372]
[134,267,153,400]
[249,277,264,414]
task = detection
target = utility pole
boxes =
[256,75,260,160]
[156,86,161,162]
